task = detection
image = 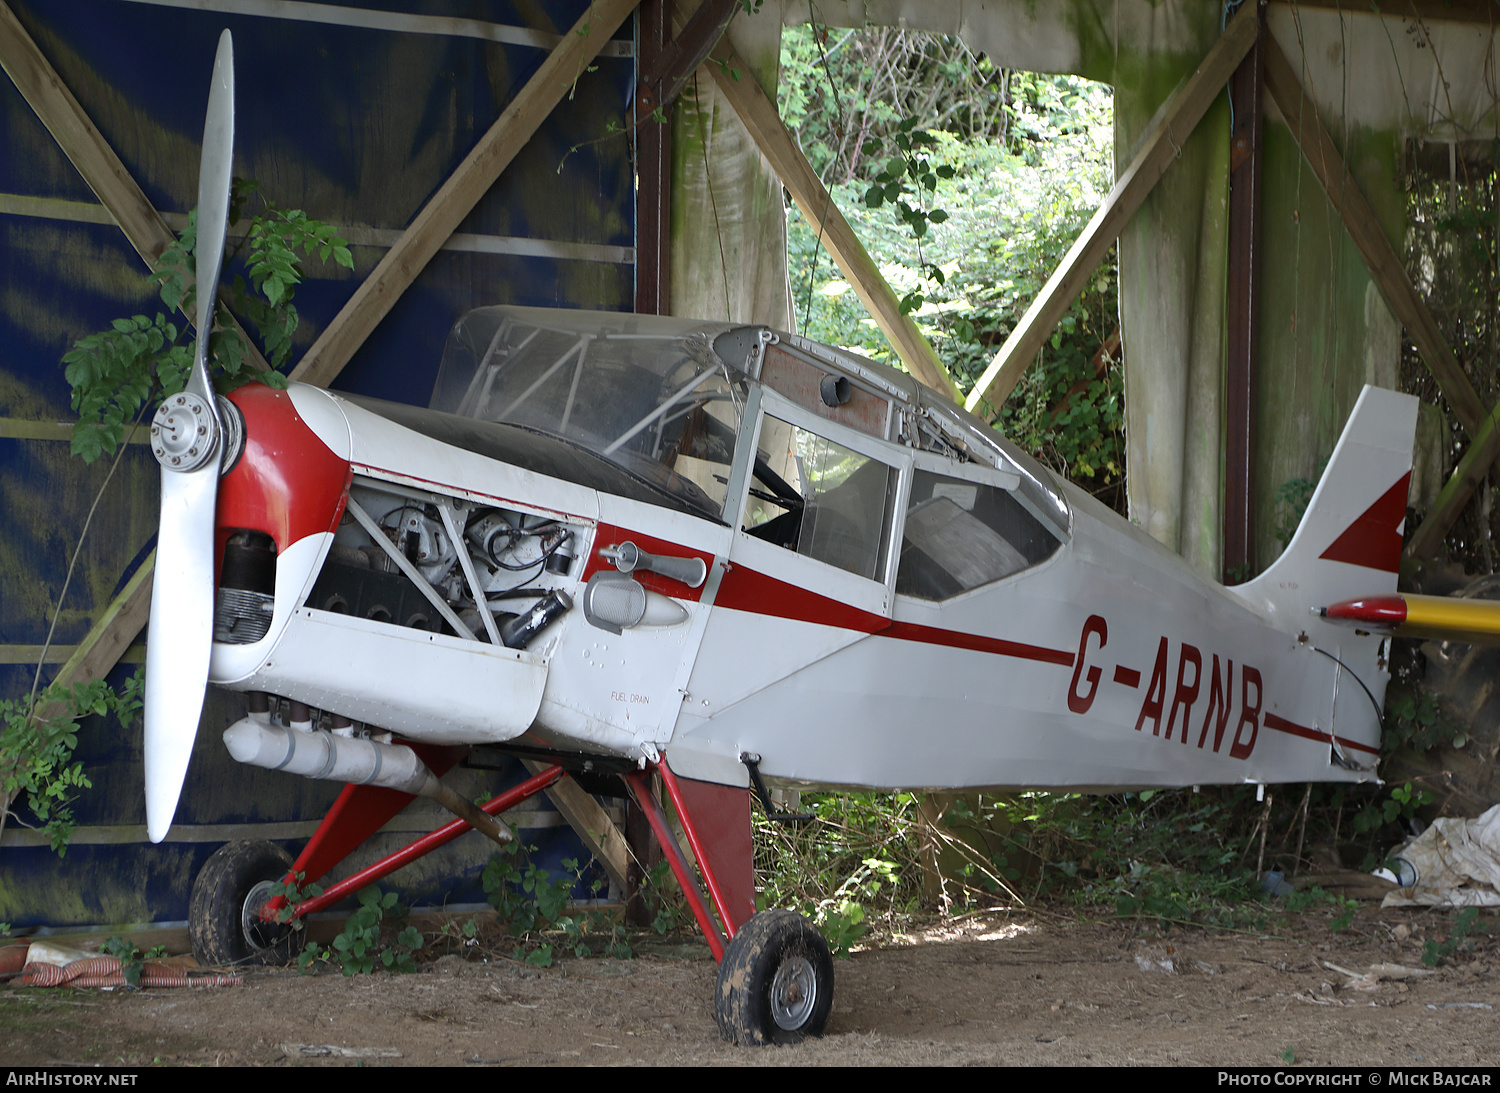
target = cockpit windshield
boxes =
[430,307,754,520]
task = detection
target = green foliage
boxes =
[267,870,324,952]
[268,870,324,919]
[1421,907,1489,967]
[1402,147,1496,563]
[754,793,924,936]
[300,887,421,976]
[0,671,143,854]
[816,899,866,957]
[62,181,351,464]
[998,790,1257,926]
[781,30,1123,500]
[1279,885,1357,931]
[1350,782,1433,841]
[1329,895,1357,932]
[440,917,480,947]
[811,856,899,956]
[1383,683,1470,752]
[858,118,954,312]
[1272,458,1328,549]
[642,860,688,936]
[779,26,1009,182]
[482,843,629,965]
[101,936,145,988]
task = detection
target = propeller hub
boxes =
[151,391,220,472]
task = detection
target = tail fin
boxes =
[1234,385,1418,626]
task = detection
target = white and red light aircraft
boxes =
[141,32,1418,1044]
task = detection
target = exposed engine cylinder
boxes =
[214,530,276,644]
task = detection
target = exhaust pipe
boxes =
[223,716,511,845]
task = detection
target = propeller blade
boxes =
[143,455,219,843]
[193,28,234,402]
[143,30,235,843]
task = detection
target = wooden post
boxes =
[964,6,1258,418]
[519,760,631,892]
[289,0,639,389]
[635,0,671,316]
[1223,3,1266,581]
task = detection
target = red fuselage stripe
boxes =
[713,563,890,632]
[716,559,1379,753]
[881,621,1076,666]
[714,561,1076,664]
[1263,712,1380,755]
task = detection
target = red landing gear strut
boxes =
[188,750,831,1046]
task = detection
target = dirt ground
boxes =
[4,904,1498,1067]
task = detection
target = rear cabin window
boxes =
[895,470,1062,600]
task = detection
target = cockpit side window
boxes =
[741,415,898,583]
[896,469,1063,600]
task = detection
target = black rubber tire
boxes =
[188,840,296,967]
[714,909,834,1046]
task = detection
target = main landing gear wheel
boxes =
[189,840,296,966]
[714,909,834,1046]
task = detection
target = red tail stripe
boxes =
[1318,473,1410,573]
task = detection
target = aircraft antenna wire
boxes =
[1309,644,1386,765]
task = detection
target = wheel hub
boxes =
[241,879,284,951]
[770,954,818,1031]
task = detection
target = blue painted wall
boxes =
[0,0,633,931]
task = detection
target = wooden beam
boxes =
[0,1,267,372]
[1406,405,1500,561]
[520,759,630,891]
[289,0,639,389]
[964,6,1258,418]
[689,12,957,397]
[1263,37,1486,437]
[637,0,740,118]
[0,643,143,665]
[31,553,153,730]
[0,1,174,266]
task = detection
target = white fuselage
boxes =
[210,372,1387,795]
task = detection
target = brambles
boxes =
[101,936,145,988]
[300,887,422,976]
[482,843,628,965]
